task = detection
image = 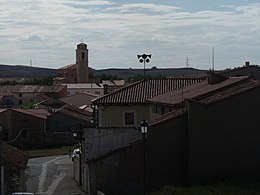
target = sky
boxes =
[1,0,260,70]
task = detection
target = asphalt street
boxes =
[25,155,86,195]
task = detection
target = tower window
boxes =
[82,52,85,58]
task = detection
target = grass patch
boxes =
[148,182,260,195]
[26,145,74,158]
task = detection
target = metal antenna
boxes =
[186,56,189,68]
[212,46,215,71]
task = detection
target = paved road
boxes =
[25,155,86,195]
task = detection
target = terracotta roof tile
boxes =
[147,76,249,106]
[0,85,66,96]
[12,109,51,119]
[200,79,260,104]
[1,141,29,170]
[92,78,206,105]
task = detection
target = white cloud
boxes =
[1,1,260,69]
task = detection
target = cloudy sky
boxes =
[1,0,260,70]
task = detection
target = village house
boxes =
[0,85,67,108]
[91,77,206,128]
[0,104,93,147]
[83,73,260,194]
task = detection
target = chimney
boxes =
[103,84,108,95]
[207,71,228,85]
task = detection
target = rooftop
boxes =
[1,141,29,170]
[58,64,76,70]
[63,83,103,89]
[147,76,249,106]
[92,77,206,105]
[0,85,66,96]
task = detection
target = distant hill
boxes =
[0,64,57,78]
[0,64,207,80]
[91,67,207,80]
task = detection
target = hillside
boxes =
[0,64,207,80]
[91,67,207,80]
[0,64,57,78]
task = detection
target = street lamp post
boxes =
[72,129,84,186]
[140,120,148,195]
[137,54,152,79]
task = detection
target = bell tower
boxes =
[76,42,89,83]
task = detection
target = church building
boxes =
[54,42,92,84]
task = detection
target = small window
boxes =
[19,93,22,97]
[82,52,85,58]
[19,99,23,105]
[125,112,135,126]
[161,107,165,115]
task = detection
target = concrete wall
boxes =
[84,127,142,160]
[88,143,143,195]
[187,86,260,185]
[85,115,188,194]
[83,127,142,194]
[99,104,150,127]
[147,113,188,190]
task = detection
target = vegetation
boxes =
[145,182,260,195]
[26,145,73,158]
[0,77,53,85]
[23,77,53,85]
[19,100,37,109]
[96,74,122,81]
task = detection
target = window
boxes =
[82,52,85,58]
[19,93,22,97]
[160,107,165,115]
[124,112,135,126]
[19,99,23,105]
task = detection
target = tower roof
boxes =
[77,42,87,49]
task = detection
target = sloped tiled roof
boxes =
[200,79,260,104]
[92,77,206,105]
[12,109,51,119]
[101,80,125,86]
[58,105,93,122]
[1,141,29,170]
[58,63,76,70]
[147,77,260,127]
[0,85,66,96]
[63,83,103,89]
[147,76,249,106]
